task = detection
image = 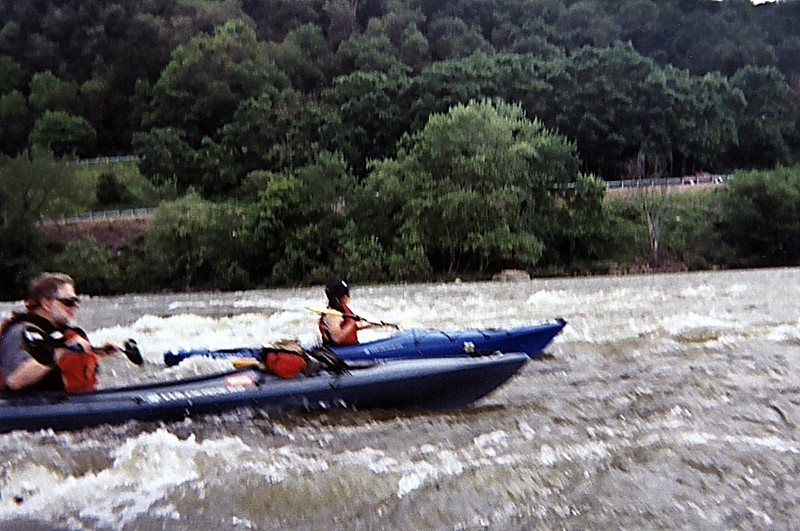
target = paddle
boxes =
[119,339,144,365]
[304,306,403,329]
[232,358,261,369]
[23,328,144,366]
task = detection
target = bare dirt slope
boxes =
[39,215,152,249]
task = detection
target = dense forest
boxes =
[1,0,800,297]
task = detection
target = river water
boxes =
[1,268,799,529]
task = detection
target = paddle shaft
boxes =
[24,328,143,366]
[305,307,399,328]
[69,339,143,365]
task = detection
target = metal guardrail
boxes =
[74,155,139,165]
[606,174,734,189]
[46,208,156,222]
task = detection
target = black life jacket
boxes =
[0,312,66,392]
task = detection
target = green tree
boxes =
[143,20,287,143]
[242,152,355,284]
[51,236,122,295]
[554,0,620,48]
[134,193,249,290]
[323,0,359,48]
[364,1,426,47]
[268,23,334,94]
[545,44,742,177]
[364,99,607,275]
[623,154,671,266]
[333,33,406,75]
[399,23,431,72]
[321,69,413,177]
[408,53,503,131]
[95,171,134,208]
[717,167,800,267]
[207,88,328,194]
[726,66,795,168]
[0,150,80,297]
[333,220,386,281]
[28,110,97,157]
[0,56,24,94]
[132,127,201,193]
[27,71,79,115]
[426,17,494,60]
[244,0,325,42]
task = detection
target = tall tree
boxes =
[364,99,607,274]
[204,87,328,194]
[143,20,287,143]
[28,111,97,157]
[134,192,249,290]
[321,69,413,177]
[267,23,335,94]
[726,66,796,168]
[718,167,800,267]
[0,150,80,297]
[625,154,671,266]
[241,152,356,284]
[27,71,79,116]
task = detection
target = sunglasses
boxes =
[56,296,81,308]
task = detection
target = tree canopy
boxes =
[2,0,800,295]
[363,99,609,274]
[0,0,798,180]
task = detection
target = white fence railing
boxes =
[74,155,139,165]
[45,208,155,222]
[606,173,733,189]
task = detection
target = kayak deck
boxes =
[163,320,567,366]
[0,353,529,433]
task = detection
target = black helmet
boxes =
[325,279,350,304]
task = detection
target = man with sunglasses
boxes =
[0,272,118,392]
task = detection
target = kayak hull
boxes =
[163,320,566,366]
[0,353,528,433]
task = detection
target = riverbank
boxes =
[38,213,702,282]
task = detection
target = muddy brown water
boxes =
[1,268,798,529]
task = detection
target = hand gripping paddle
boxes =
[23,328,143,366]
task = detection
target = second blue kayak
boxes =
[163,320,566,366]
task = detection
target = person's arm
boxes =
[6,357,56,390]
[5,343,73,390]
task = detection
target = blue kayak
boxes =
[0,353,528,433]
[163,320,566,367]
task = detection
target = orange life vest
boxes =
[318,303,359,345]
[264,350,308,379]
[56,328,99,393]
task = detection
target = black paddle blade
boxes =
[122,338,144,365]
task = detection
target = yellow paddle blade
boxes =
[304,306,345,317]
[232,358,262,369]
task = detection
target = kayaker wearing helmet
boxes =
[0,272,119,393]
[318,279,386,345]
